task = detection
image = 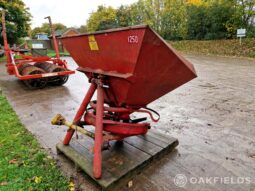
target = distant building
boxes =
[49,28,80,52]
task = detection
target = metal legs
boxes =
[63,83,96,145]
[93,85,104,179]
[62,82,104,178]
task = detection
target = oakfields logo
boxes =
[174,174,188,187]
[174,174,251,187]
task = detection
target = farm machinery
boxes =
[1,11,74,89]
[51,25,197,180]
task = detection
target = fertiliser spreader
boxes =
[52,25,197,179]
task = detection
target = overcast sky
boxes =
[23,0,138,28]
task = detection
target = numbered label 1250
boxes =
[128,36,138,44]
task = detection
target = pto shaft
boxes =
[51,114,95,139]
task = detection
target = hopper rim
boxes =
[60,25,149,39]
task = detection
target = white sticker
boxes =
[42,73,58,77]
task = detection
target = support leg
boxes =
[63,83,96,145]
[93,85,104,179]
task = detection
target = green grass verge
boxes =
[0,56,6,63]
[0,95,70,191]
[170,38,255,58]
[47,50,70,57]
[0,50,70,63]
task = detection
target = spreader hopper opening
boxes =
[61,25,197,106]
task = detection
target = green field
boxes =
[46,50,70,57]
[171,38,255,58]
[0,50,70,63]
[0,95,71,191]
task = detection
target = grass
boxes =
[47,50,70,57]
[170,38,255,58]
[0,95,71,191]
[0,56,7,63]
[0,50,70,63]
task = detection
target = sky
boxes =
[23,0,138,29]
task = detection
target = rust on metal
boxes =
[34,62,67,73]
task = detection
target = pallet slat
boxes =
[57,130,178,191]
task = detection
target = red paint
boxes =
[1,11,11,66]
[93,85,104,179]
[63,83,96,145]
[1,11,74,82]
[59,25,197,179]
[61,25,197,106]
[45,16,60,59]
[84,112,149,136]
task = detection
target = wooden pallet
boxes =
[56,129,178,191]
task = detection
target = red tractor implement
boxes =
[1,11,74,89]
[52,25,197,179]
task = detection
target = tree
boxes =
[128,2,147,25]
[238,0,255,27]
[126,0,188,40]
[85,0,255,40]
[78,25,87,33]
[116,5,132,27]
[186,0,241,39]
[87,6,118,32]
[0,0,31,45]
[129,0,159,30]
[31,23,67,38]
[161,0,188,40]
[186,3,207,39]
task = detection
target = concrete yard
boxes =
[0,54,254,191]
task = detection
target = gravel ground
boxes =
[0,54,254,191]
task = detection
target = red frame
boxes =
[62,77,157,179]
[1,11,74,81]
[5,53,74,80]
